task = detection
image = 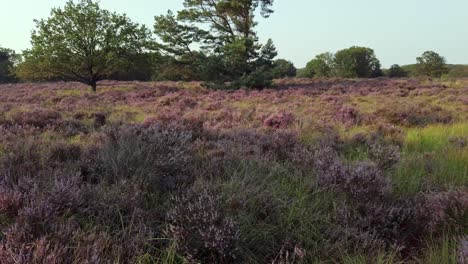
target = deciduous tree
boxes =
[17,0,150,91]
[305,52,335,78]
[334,46,382,78]
[416,51,448,78]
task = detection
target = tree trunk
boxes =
[90,81,97,92]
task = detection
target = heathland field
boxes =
[0,78,467,263]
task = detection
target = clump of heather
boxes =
[47,142,82,165]
[271,241,306,264]
[314,148,391,201]
[96,124,194,192]
[368,140,401,171]
[93,112,107,128]
[0,186,23,218]
[449,136,468,149]
[420,190,468,235]
[10,109,61,129]
[336,106,361,126]
[166,187,240,263]
[459,236,468,264]
[0,137,43,184]
[382,105,453,127]
[263,111,295,129]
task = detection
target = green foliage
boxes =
[153,0,277,89]
[416,51,449,78]
[446,64,468,78]
[334,46,382,78]
[0,47,19,83]
[387,64,408,78]
[271,59,296,78]
[17,0,150,91]
[305,52,335,78]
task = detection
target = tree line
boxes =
[0,0,465,91]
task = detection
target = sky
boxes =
[1,0,467,68]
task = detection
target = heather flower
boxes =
[368,141,401,171]
[336,106,361,126]
[420,191,468,234]
[459,236,468,264]
[263,111,295,129]
[272,241,306,264]
[166,187,240,263]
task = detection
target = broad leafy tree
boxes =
[305,52,335,78]
[154,0,277,89]
[416,51,448,78]
[334,46,382,78]
[17,0,150,91]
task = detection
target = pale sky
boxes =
[1,0,467,68]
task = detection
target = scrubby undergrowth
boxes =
[0,78,466,263]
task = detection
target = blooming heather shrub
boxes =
[271,241,306,264]
[382,105,453,127]
[93,112,107,128]
[54,119,88,137]
[0,186,23,218]
[97,124,193,192]
[195,129,313,178]
[263,111,295,129]
[47,142,82,165]
[368,141,401,171]
[420,191,468,234]
[0,138,43,184]
[313,146,348,188]
[325,223,386,255]
[337,199,426,252]
[344,161,392,201]
[314,149,391,201]
[10,109,61,129]
[336,106,361,126]
[166,187,240,263]
[449,136,468,149]
[459,236,468,264]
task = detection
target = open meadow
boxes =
[0,78,466,263]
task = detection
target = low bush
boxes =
[95,124,194,192]
[166,186,240,263]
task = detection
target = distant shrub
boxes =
[166,187,240,263]
[10,109,61,129]
[382,105,453,127]
[336,106,361,126]
[387,64,408,78]
[271,59,297,79]
[263,111,295,129]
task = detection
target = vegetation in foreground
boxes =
[0,78,466,263]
